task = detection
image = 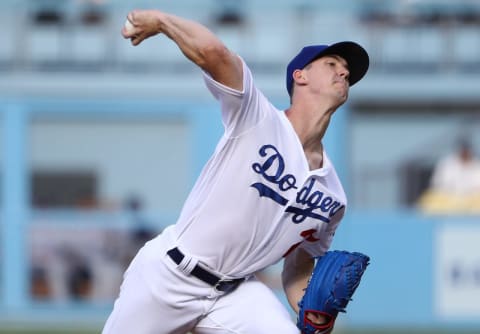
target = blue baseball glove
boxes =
[297,250,370,334]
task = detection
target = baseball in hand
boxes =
[124,19,135,34]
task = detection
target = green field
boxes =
[0,329,478,334]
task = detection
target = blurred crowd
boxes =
[418,136,480,215]
[29,197,158,303]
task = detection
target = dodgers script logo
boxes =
[251,144,344,224]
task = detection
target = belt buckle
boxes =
[214,279,240,294]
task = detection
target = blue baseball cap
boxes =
[286,41,369,96]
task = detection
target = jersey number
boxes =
[282,229,319,257]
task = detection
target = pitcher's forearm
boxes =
[282,248,315,313]
[123,9,243,90]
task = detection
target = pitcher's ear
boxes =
[292,69,308,87]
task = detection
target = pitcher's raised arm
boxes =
[122,9,243,91]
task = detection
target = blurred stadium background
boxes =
[1,0,480,333]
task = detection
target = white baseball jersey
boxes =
[103,57,348,334]
[173,58,346,278]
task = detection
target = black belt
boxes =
[167,247,244,294]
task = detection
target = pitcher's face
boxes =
[304,55,350,104]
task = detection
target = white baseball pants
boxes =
[102,226,299,334]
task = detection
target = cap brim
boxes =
[314,41,369,86]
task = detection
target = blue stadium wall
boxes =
[1,99,480,330]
